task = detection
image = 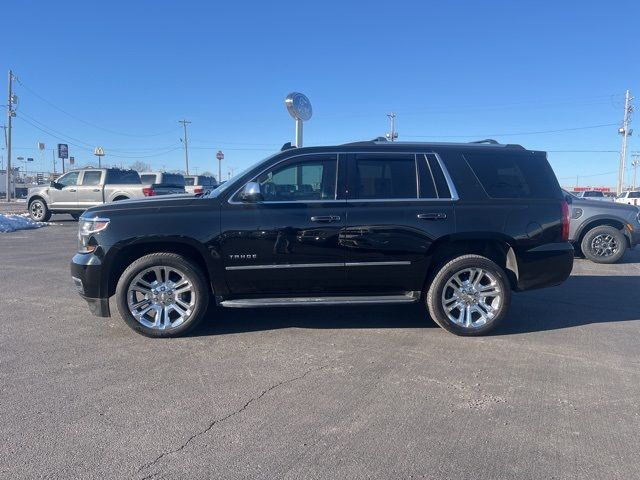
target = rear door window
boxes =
[81,171,102,186]
[140,174,157,184]
[464,151,560,199]
[351,154,417,200]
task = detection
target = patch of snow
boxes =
[0,213,48,233]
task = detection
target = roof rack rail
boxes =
[469,139,499,145]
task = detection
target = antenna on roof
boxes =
[469,139,499,145]
[281,142,296,151]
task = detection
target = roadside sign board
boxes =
[57,144,69,159]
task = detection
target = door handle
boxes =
[310,215,341,223]
[92,189,100,192]
[68,189,77,192]
[417,212,447,220]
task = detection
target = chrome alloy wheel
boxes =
[30,201,45,221]
[591,234,619,257]
[441,268,503,329]
[127,266,196,330]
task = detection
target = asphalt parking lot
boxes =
[1,218,639,479]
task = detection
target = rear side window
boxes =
[107,170,141,184]
[162,174,185,186]
[464,151,559,199]
[140,174,157,184]
[352,154,417,199]
[629,192,640,198]
[184,177,195,186]
[82,171,102,186]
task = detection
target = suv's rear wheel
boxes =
[581,225,626,264]
[29,199,51,222]
[115,253,209,337]
[426,255,511,336]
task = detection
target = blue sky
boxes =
[4,0,639,187]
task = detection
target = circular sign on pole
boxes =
[216,150,224,160]
[285,92,312,122]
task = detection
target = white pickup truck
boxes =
[27,168,149,221]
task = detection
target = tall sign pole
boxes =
[285,92,312,147]
[617,90,634,194]
[216,150,224,184]
[179,119,191,174]
[6,70,14,202]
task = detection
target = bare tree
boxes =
[129,161,150,172]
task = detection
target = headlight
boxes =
[78,217,109,253]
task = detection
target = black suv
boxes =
[70,139,573,337]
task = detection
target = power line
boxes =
[14,76,180,138]
[403,123,620,138]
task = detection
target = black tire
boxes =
[426,254,511,336]
[115,252,210,337]
[580,225,626,264]
[70,213,80,221]
[29,198,51,222]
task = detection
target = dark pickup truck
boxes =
[71,139,573,337]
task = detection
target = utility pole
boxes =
[6,70,15,202]
[179,119,191,175]
[617,90,634,194]
[386,113,398,141]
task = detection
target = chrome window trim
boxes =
[421,153,439,198]
[432,152,460,200]
[227,150,459,205]
[225,260,412,271]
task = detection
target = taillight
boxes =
[561,200,570,241]
[143,187,156,197]
[194,187,203,194]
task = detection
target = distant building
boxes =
[0,168,18,198]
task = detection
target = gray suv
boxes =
[564,190,640,263]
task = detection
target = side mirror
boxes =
[239,182,263,203]
[50,180,61,189]
[564,194,573,204]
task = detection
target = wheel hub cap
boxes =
[127,266,195,330]
[441,267,503,329]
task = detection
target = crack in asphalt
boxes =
[137,364,329,478]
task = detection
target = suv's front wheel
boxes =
[115,253,210,337]
[426,255,511,336]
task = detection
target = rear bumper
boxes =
[71,253,111,317]
[514,242,574,291]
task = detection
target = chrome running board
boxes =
[220,291,421,308]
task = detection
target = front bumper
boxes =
[71,253,111,317]
[514,242,574,291]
